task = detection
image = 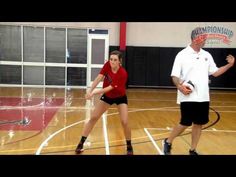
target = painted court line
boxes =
[35,106,236,155]
[144,128,163,155]
[102,113,110,155]
[146,127,236,133]
[35,120,85,155]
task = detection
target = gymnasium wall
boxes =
[114,22,236,89]
[1,22,235,89]
[109,46,236,89]
[1,22,235,47]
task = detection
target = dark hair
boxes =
[110,50,123,61]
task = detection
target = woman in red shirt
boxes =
[75,50,133,155]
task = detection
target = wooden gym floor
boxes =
[0,87,235,155]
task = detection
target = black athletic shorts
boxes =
[180,102,209,126]
[100,94,128,105]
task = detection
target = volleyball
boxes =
[183,80,195,91]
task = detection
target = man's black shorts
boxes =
[180,102,209,126]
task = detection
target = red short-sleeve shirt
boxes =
[100,61,128,98]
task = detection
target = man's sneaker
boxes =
[162,138,172,155]
[75,143,84,154]
[189,149,198,155]
[127,146,133,155]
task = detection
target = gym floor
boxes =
[0,87,235,155]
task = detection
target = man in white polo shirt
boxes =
[162,27,235,155]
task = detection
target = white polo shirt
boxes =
[171,45,219,104]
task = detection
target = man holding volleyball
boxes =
[163,27,235,155]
